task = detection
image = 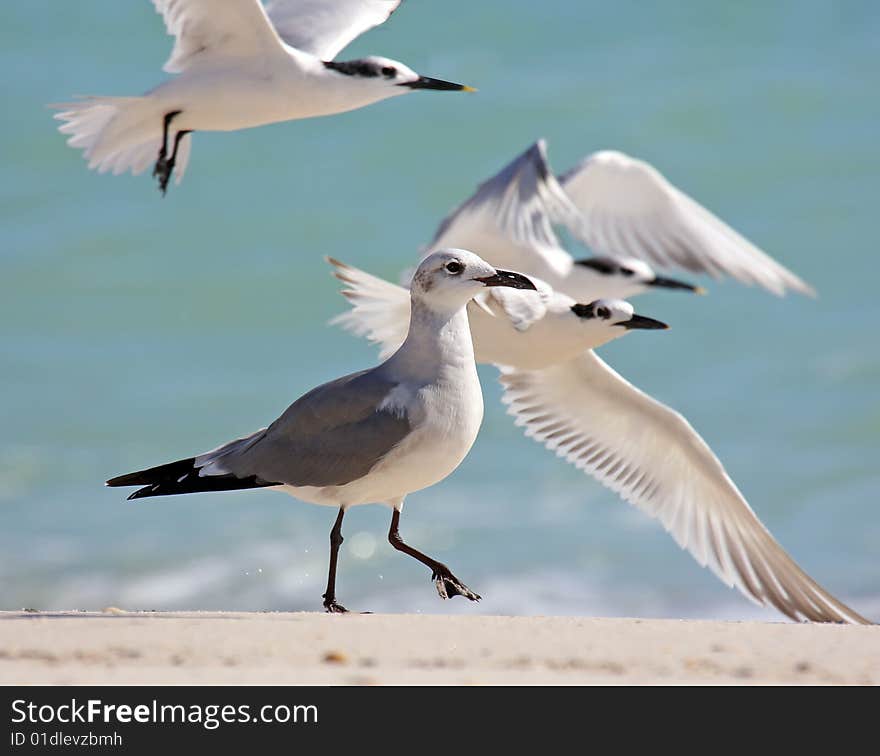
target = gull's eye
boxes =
[597,306,611,319]
[619,267,634,277]
[445,260,463,275]
[381,66,397,77]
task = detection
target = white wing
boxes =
[483,278,554,332]
[500,352,869,624]
[153,0,287,73]
[264,0,401,59]
[427,140,581,280]
[558,150,815,297]
[327,257,410,360]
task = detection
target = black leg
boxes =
[322,508,348,613]
[170,128,192,164]
[387,510,480,601]
[153,110,183,196]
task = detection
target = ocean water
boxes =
[2,1,878,622]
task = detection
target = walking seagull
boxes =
[330,258,871,624]
[53,1,474,194]
[106,250,535,612]
[424,140,815,300]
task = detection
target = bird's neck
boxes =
[385,299,477,384]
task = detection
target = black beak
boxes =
[399,76,476,92]
[617,314,669,330]
[474,269,537,290]
[649,275,706,295]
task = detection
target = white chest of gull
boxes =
[330,258,871,624]
[53,1,473,194]
[107,250,535,612]
[422,139,814,301]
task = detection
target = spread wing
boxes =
[328,257,411,360]
[483,278,554,332]
[264,0,401,59]
[500,351,868,624]
[558,150,815,297]
[426,140,582,280]
[152,0,288,73]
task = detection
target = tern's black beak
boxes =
[474,269,537,290]
[400,76,476,92]
[617,314,669,330]
[649,275,706,295]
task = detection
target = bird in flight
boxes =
[424,139,814,300]
[53,1,474,194]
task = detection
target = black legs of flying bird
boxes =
[388,510,481,603]
[322,508,348,613]
[320,508,481,613]
[153,110,191,196]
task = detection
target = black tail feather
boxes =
[106,457,276,500]
[106,458,197,488]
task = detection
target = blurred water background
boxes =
[2,1,878,621]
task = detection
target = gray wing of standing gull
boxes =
[197,368,412,488]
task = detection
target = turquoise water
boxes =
[2,1,878,621]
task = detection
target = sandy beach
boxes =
[1,610,877,685]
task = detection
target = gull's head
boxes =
[323,56,474,101]
[574,257,703,298]
[568,298,668,347]
[411,249,536,310]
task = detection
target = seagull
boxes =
[329,258,871,624]
[52,1,474,195]
[106,250,534,612]
[424,139,815,300]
